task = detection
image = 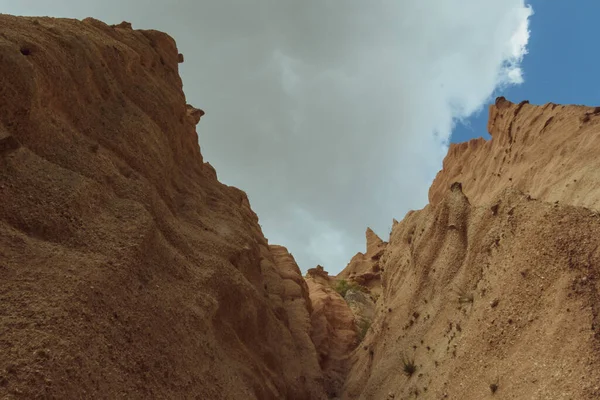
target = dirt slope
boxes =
[341,100,600,399]
[0,15,326,399]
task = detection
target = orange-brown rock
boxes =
[338,228,387,297]
[0,15,326,400]
[305,268,358,398]
[307,264,332,283]
[342,101,600,400]
[429,97,600,210]
[3,13,600,400]
[263,245,326,399]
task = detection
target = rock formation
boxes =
[304,266,357,398]
[341,99,600,399]
[343,289,376,342]
[429,97,600,209]
[2,13,599,400]
[338,228,387,298]
[0,15,327,400]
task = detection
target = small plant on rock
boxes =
[334,279,362,297]
[335,279,351,297]
[401,354,416,377]
[490,382,499,394]
[489,377,499,394]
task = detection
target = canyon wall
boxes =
[0,15,327,400]
[2,14,599,400]
[341,99,600,399]
[305,266,358,398]
[429,97,600,209]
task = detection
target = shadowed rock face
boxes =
[0,15,326,400]
[342,100,600,400]
[305,267,357,398]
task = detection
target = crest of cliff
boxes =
[429,97,600,209]
[0,15,328,399]
[340,98,600,399]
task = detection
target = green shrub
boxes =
[490,382,499,394]
[401,354,417,377]
[489,377,499,394]
[334,279,356,297]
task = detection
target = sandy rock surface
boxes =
[2,14,599,400]
[429,97,600,210]
[342,100,600,400]
[338,228,387,298]
[0,15,327,400]
[306,267,358,398]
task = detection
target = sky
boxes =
[453,0,600,143]
[3,1,590,274]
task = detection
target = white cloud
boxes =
[506,7,534,84]
[2,0,533,273]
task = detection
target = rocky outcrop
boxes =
[343,289,376,341]
[342,101,600,400]
[338,228,387,298]
[3,14,600,400]
[0,15,326,400]
[307,264,332,283]
[305,267,357,398]
[429,97,600,210]
[264,245,327,399]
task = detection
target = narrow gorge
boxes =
[1,16,599,399]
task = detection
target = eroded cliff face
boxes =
[0,15,327,400]
[429,97,600,210]
[341,100,600,399]
[3,14,599,400]
[305,266,358,398]
[338,228,387,299]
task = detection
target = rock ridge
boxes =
[429,97,600,210]
[0,15,327,400]
[340,98,600,399]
